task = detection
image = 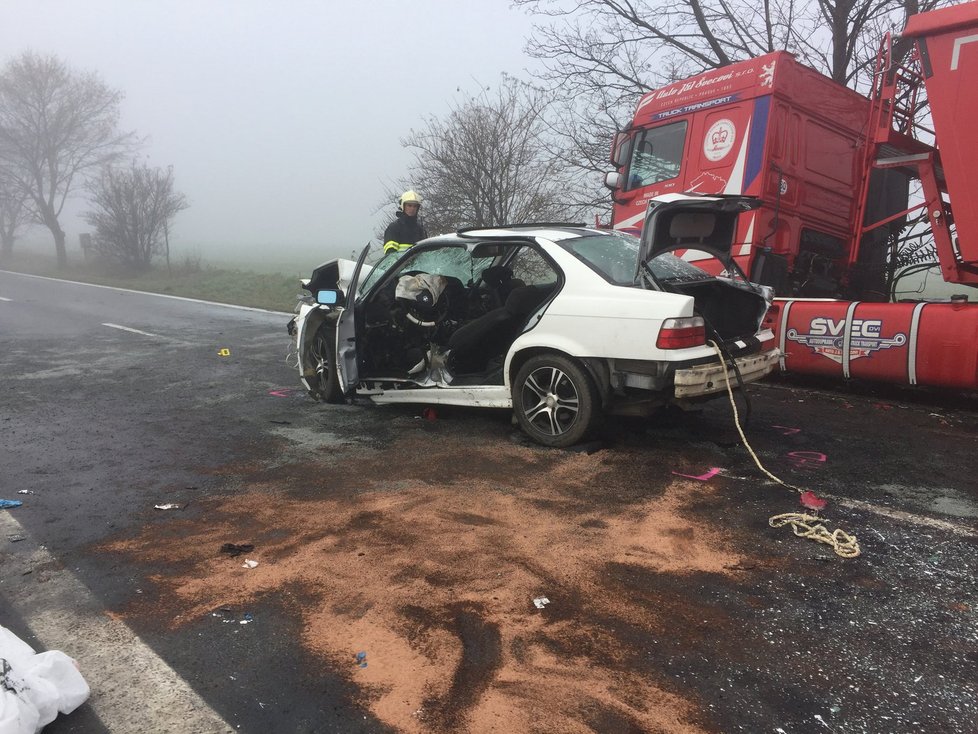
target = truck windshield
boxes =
[625,121,687,191]
[561,233,714,286]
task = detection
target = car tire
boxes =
[513,354,600,447]
[309,324,345,403]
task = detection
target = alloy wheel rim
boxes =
[521,366,580,436]
[312,337,330,385]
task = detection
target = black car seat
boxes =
[448,284,554,374]
[480,265,526,308]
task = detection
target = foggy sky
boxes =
[1,0,539,264]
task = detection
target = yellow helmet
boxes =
[399,190,422,209]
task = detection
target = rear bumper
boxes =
[674,349,781,398]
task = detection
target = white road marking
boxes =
[102,322,163,338]
[0,512,234,733]
[0,269,291,315]
[0,296,12,301]
[831,496,977,538]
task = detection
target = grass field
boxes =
[0,250,306,313]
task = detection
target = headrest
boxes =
[482,265,513,287]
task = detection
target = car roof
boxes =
[423,225,620,245]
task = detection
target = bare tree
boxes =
[512,0,951,222]
[0,52,135,268]
[388,77,579,236]
[516,0,948,90]
[0,171,31,262]
[84,162,188,271]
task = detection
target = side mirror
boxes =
[317,289,345,306]
[610,131,632,168]
[604,171,622,190]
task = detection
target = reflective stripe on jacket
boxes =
[383,240,415,254]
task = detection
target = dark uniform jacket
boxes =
[383,212,428,253]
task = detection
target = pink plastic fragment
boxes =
[672,467,723,481]
[799,491,827,511]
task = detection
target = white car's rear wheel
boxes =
[513,354,600,447]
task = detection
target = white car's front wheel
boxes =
[513,354,600,447]
[309,324,345,404]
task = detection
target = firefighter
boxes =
[383,190,428,254]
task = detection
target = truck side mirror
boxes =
[610,131,632,168]
[604,171,622,190]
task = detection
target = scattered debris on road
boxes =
[0,500,23,509]
[799,490,828,511]
[219,542,254,557]
[153,503,185,511]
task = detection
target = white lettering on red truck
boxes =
[786,318,907,363]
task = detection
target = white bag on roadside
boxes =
[0,625,90,734]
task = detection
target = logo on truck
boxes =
[704,119,736,161]
[786,317,907,363]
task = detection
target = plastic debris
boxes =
[0,500,23,509]
[242,559,259,569]
[532,597,550,609]
[7,536,26,543]
[799,491,827,511]
[217,348,231,357]
[153,503,184,511]
[356,651,367,669]
[16,490,33,495]
[211,607,236,623]
[220,543,254,558]
[0,624,90,733]
[421,407,437,421]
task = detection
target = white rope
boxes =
[708,341,860,558]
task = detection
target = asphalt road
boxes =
[1,269,976,734]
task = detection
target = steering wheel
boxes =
[402,284,450,327]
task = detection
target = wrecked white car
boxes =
[288,195,780,447]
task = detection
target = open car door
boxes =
[335,244,371,394]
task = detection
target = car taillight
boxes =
[656,316,706,349]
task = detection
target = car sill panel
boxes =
[367,386,511,408]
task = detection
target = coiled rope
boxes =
[708,341,860,558]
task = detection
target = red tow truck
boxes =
[604,2,978,389]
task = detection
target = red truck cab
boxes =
[606,52,909,298]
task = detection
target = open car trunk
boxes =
[640,195,770,342]
[664,279,768,341]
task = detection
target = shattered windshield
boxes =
[358,250,399,296]
[560,233,716,286]
[358,244,496,300]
